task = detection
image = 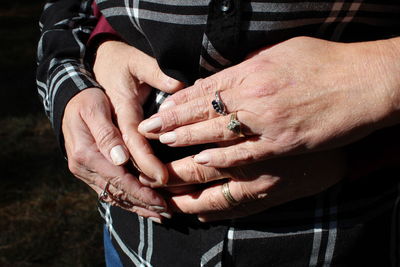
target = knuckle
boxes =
[96,124,117,148]
[70,147,90,167]
[237,182,257,201]
[207,190,226,210]
[108,176,124,190]
[81,100,107,120]
[161,110,180,129]
[180,129,193,144]
[197,78,217,95]
[184,163,208,183]
[210,119,225,139]
[224,147,255,166]
[68,160,81,176]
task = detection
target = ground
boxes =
[0,2,104,266]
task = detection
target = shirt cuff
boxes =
[86,15,121,68]
[50,63,102,156]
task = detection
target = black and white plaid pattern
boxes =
[37,0,400,266]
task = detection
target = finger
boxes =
[115,97,168,184]
[64,115,170,219]
[93,183,169,221]
[72,149,171,220]
[192,138,277,167]
[142,156,229,187]
[158,115,245,147]
[79,90,129,166]
[158,66,242,110]
[170,179,273,218]
[129,48,184,93]
[138,89,239,135]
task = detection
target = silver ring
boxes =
[212,91,227,115]
[221,182,239,206]
[227,112,244,137]
[99,182,134,209]
[99,182,109,203]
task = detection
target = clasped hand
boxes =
[63,36,399,222]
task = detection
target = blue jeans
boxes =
[104,226,123,267]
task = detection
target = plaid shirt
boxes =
[37,0,400,266]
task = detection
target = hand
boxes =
[62,88,170,221]
[138,36,400,168]
[159,149,347,222]
[93,40,184,184]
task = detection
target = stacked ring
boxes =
[221,182,239,206]
[211,91,227,115]
[99,182,134,209]
[227,112,244,137]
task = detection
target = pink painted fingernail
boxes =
[159,132,176,144]
[194,153,210,164]
[159,100,175,111]
[138,117,162,133]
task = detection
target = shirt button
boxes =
[220,0,232,13]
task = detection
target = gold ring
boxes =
[227,112,244,137]
[221,182,239,206]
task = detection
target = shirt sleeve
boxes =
[36,0,100,149]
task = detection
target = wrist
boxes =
[345,38,400,130]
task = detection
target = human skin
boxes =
[62,41,184,222]
[136,36,400,221]
[64,36,400,221]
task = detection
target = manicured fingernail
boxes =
[139,173,163,186]
[257,193,268,199]
[194,153,210,164]
[159,100,175,111]
[197,216,207,223]
[151,205,166,211]
[138,117,162,133]
[160,212,172,219]
[166,77,181,89]
[159,132,176,144]
[110,145,128,165]
[149,217,162,224]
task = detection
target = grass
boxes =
[0,115,104,267]
[1,2,105,266]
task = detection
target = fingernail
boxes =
[193,153,210,164]
[151,205,166,211]
[197,216,207,223]
[159,100,175,111]
[110,145,128,165]
[138,117,162,133]
[159,132,176,144]
[160,212,172,219]
[166,77,181,89]
[149,217,162,224]
[139,173,163,187]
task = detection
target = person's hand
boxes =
[158,149,347,222]
[93,40,184,184]
[138,36,400,168]
[62,88,171,222]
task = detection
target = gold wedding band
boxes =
[221,182,239,206]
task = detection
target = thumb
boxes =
[128,48,184,93]
[79,89,129,166]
